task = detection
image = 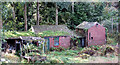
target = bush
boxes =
[80,47,95,56]
[79,54,90,59]
[50,59,59,63]
[50,46,65,52]
[107,38,114,44]
[50,47,56,51]
[104,46,114,55]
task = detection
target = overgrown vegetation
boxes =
[50,46,66,52]
[1,2,119,63]
[2,2,118,31]
[41,45,118,63]
[106,33,118,45]
[2,44,118,63]
[4,30,70,38]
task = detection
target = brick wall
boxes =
[49,36,71,48]
[59,36,70,48]
[88,24,106,46]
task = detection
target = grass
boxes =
[1,53,21,63]
[49,50,80,56]
[40,50,88,63]
[44,49,118,63]
[2,48,118,63]
[107,33,118,46]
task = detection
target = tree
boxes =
[0,3,2,29]
[72,2,74,13]
[0,17,2,29]
[56,2,71,25]
[0,3,2,50]
[55,3,58,25]
[0,11,2,29]
[2,2,118,31]
[10,2,17,30]
[24,2,27,31]
[36,2,40,25]
[103,2,119,33]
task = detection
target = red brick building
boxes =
[32,25,75,50]
[76,21,106,46]
[44,36,71,50]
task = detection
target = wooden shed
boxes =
[3,36,45,53]
[76,21,106,46]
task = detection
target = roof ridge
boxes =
[76,21,99,29]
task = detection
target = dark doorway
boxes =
[16,43,20,51]
[78,37,86,47]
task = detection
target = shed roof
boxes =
[31,25,76,36]
[5,36,45,41]
[76,21,99,29]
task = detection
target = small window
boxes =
[54,37,59,46]
[96,24,98,27]
[91,37,93,40]
[89,33,91,40]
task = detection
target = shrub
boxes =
[50,59,59,63]
[79,54,90,59]
[107,38,114,44]
[104,46,114,55]
[80,47,95,56]
[50,46,65,52]
[50,47,56,51]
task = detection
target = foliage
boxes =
[71,37,82,47]
[107,37,114,44]
[78,44,118,58]
[79,53,90,59]
[21,59,28,63]
[23,44,42,53]
[67,2,106,29]
[50,46,65,52]
[4,31,36,38]
[2,53,20,63]
[4,30,70,38]
[80,47,96,56]
[107,33,118,45]
[15,50,21,56]
[49,50,79,56]
[104,46,114,54]
[0,29,7,42]
[38,31,70,37]
[2,2,118,31]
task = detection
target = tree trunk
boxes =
[111,17,113,33]
[11,2,16,30]
[0,3,2,52]
[24,2,27,31]
[118,22,120,33]
[0,14,2,29]
[0,3,2,29]
[55,3,58,25]
[36,2,39,25]
[116,23,118,33]
[72,2,74,13]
